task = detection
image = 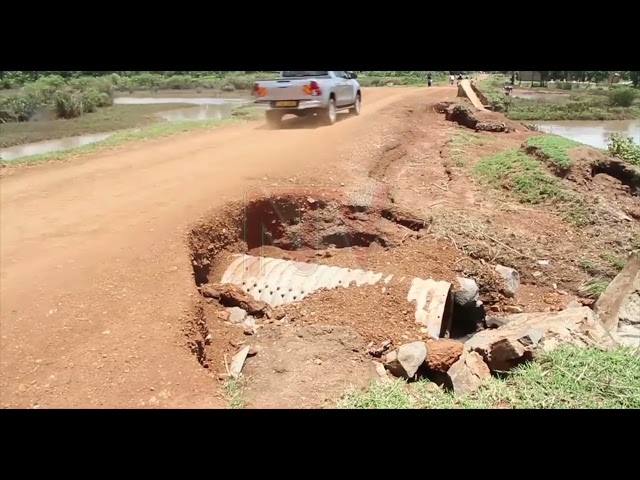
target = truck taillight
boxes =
[310,80,321,96]
[253,83,266,97]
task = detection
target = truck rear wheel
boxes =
[265,110,283,129]
[320,97,337,126]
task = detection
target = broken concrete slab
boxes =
[446,351,491,395]
[407,278,453,339]
[594,252,639,333]
[495,265,520,298]
[454,277,479,307]
[221,254,453,338]
[229,345,251,378]
[464,307,617,372]
[385,342,427,379]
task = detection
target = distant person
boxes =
[450,74,455,85]
[427,73,433,87]
[457,74,463,85]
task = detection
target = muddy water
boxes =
[2,97,251,162]
[533,119,640,149]
[1,133,114,162]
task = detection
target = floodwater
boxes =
[533,119,640,149]
[113,96,251,122]
[1,132,113,162]
[2,97,250,162]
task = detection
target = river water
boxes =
[1,97,251,162]
[533,119,640,150]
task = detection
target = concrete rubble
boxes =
[454,277,479,307]
[385,342,427,379]
[464,306,617,372]
[495,265,520,298]
[446,351,491,395]
[593,251,640,348]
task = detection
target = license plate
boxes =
[275,101,297,107]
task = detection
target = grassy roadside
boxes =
[338,345,640,409]
[0,104,264,168]
[477,75,640,120]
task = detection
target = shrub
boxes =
[53,89,84,119]
[607,133,640,166]
[610,88,637,107]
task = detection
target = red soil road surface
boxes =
[0,86,454,408]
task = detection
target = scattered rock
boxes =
[454,277,479,307]
[228,307,247,324]
[216,310,230,321]
[369,339,393,357]
[229,346,251,378]
[504,305,524,314]
[537,260,550,266]
[424,339,464,372]
[200,285,220,299]
[495,265,520,297]
[385,341,427,379]
[486,316,511,329]
[446,351,491,395]
[476,122,507,133]
[208,283,274,319]
[465,307,617,372]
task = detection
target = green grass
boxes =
[223,377,247,409]
[338,345,640,409]
[449,130,489,167]
[473,149,566,204]
[523,135,582,172]
[579,277,610,298]
[600,252,626,271]
[0,105,263,167]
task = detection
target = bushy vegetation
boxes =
[0,75,114,123]
[0,71,457,94]
[607,133,640,166]
[477,73,640,121]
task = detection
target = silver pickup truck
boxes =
[253,71,361,128]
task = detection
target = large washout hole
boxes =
[186,192,487,365]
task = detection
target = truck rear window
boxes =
[281,71,329,78]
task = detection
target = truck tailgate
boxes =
[256,79,316,102]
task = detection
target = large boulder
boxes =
[464,306,617,372]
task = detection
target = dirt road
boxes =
[0,86,455,408]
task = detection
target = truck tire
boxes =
[349,92,361,116]
[265,110,283,129]
[320,97,337,126]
